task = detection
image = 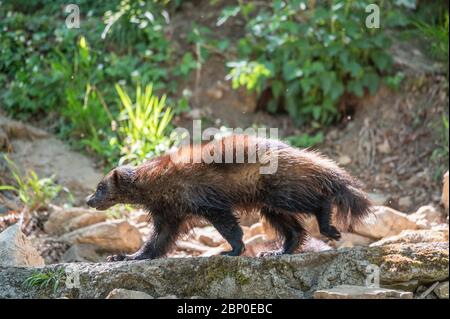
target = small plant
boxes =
[0,156,62,211]
[414,13,449,63]
[285,132,324,148]
[223,0,393,126]
[23,268,65,294]
[113,83,175,165]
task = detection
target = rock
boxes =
[106,288,154,299]
[206,88,223,100]
[338,155,352,166]
[370,229,448,247]
[382,280,420,292]
[44,206,108,235]
[0,115,48,150]
[441,171,448,214]
[190,226,225,247]
[158,295,178,299]
[10,136,103,201]
[354,206,419,239]
[302,237,333,252]
[62,244,103,263]
[262,215,320,240]
[244,234,268,256]
[367,193,389,206]
[59,220,142,253]
[407,205,444,229]
[335,232,373,249]
[377,140,391,154]
[314,285,413,299]
[434,281,449,299]
[0,224,44,266]
[0,242,446,299]
[398,196,412,211]
[130,210,149,224]
[249,222,264,237]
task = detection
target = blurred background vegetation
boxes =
[0,0,448,171]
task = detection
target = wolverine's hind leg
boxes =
[204,210,245,256]
[258,207,307,256]
[316,200,341,240]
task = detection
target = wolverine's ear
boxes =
[112,166,134,186]
[112,169,120,186]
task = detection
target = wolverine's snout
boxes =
[86,194,96,208]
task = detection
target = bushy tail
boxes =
[333,185,372,231]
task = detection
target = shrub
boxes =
[113,83,175,165]
[0,156,62,211]
[223,0,393,126]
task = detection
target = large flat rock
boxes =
[0,242,447,299]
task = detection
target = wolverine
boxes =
[86,135,371,261]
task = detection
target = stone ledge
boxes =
[0,242,447,299]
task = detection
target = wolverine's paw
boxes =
[220,246,245,256]
[107,254,128,262]
[322,226,341,240]
[257,249,284,257]
[220,250,243,257]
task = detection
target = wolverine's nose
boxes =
[86,194,95,207]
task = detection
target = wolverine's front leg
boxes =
[107,215,183,262]
[204,210,245,256]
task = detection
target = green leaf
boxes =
[347,80,364,97]
[271,80,284,99]
[371,52,392,72]
[362,72,379,95]
[282,61,303,81]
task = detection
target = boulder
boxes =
[433,281,449,299]
[0,224,44,267]
[314,285,413,299]
[59,220,142,253]
[190,226,225,247]
[382,280,420,292]
[262,215,320,240]
[10,136,103,201]
[407,205,444,229]
[0,242,446,299]
[367,193,389,206]
[370,229,448,247]
[44,206,108,235]
[442,171,449,214]
[248,222,264,237]
[106,288,154,299]
[354,206,418,239]
[335,232,374,249]
[62,244,104,263]
[244,234,268,256]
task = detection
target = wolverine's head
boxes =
[86,165,136,210]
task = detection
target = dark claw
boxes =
[107,254,127,262]
[324,226,341,240]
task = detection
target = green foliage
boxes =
[226,61,272,92]
[113,84,175,165]
[23,268,65,294]
[413,12,449,69]
[0,156,62,211]
[0,2,193,168]
[285,132,324,148]
[224,0,393,126]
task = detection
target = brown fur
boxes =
[87,135,371,260]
